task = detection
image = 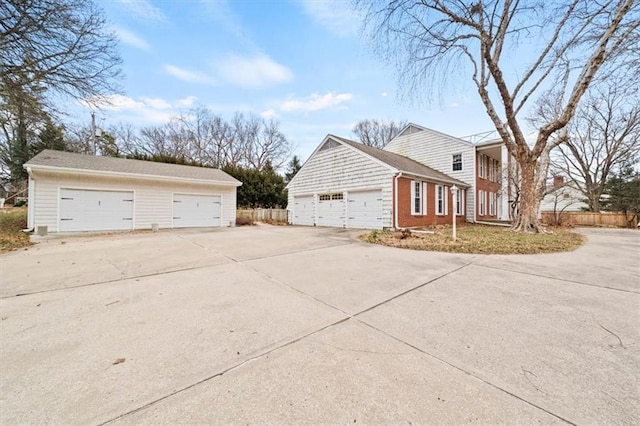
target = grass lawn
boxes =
[361,224,585,254]
[0,208,30,253]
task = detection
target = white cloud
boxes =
[113,26,150,50]
[300,0,361,37]
[450,102,460,108]
[163,65,214,84]
[278,92,353,113]
[141,97,171,109]
[117,0,167,22]
[261,109,279,119]
[176,96,199,107]
[381,92,388,97]
[215,54,293,88]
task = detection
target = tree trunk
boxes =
[511,161,544,233]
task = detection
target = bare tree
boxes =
[552,85,640,212]
[358,0,639,232]
[1,0,122,103]
[352,119,408,149]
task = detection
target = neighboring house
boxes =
[286,134,469,230]
[286,124,511,230]
[539,176,589,213]
[23,150,241,233]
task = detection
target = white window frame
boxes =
[452,153,462,171]
[489,192,496,216]
[411,180,424,215]
[478,154,485,178]
[436,185,448,215]
[479,189,486,215]
[456,189,465,216]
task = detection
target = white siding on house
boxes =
[539,186,588,213]
[385,128,476,220]
[287,144,396,228]
[30,170,237,232]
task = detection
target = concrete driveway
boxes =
[1,225,638,425]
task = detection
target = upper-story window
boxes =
[478,154,486,178]
[452,154,462,171]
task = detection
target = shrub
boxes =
[235,216,254,226]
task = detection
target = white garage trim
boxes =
[172,193,222,228]
[58,188,135,232]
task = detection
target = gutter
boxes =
[23,164,242,187]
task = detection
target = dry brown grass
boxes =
[0,208,31,253]
[360,224,585,254]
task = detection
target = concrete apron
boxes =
[0,225,638,424]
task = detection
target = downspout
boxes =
[394,172,403,230]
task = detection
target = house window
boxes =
[478,154,485,178]
[493,159,500,182]
[489,192,496,216]
[411,180,424,215]
[479,190,486,215]
[456,189,464,216]
[452,154,462,171]
[436,185,447,215]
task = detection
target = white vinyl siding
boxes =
[287,143,395,228]
[410,180,424,215]
[29,170,237,232]
[436,185,448,215]
[385,128,475,220]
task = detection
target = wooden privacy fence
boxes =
[237,208,288,223]
[540,211,638,228]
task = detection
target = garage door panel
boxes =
[59,189,134,232]
[293,195,314,226]
[348,190,383,229]
[173,194,221,228]
[317,199,345,228]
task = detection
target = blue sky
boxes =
[83,0,496,161]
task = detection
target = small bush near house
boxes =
[235,216,254,226]
[0,209,31,253]
[360,224,584,254]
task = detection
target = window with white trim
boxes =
[489,192,496,216]
[479,190,486,215]
[456,189,464,216]
[478,154,485,178]
[319,193,343,201]
[436,185,447,215]
[452,153,462,171]
[410,180,424,215]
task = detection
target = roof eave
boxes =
[24,164,242,187]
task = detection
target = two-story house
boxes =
[285,123,511,229]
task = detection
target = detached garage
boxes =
[24,150,241,233]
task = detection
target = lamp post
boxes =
[451,185,458,241]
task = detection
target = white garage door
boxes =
[293,195,315,226]
[173,194,221,228]
[59,189,134,232]
[317,193,345,228]
[348,190,383,229]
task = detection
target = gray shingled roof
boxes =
[330,135,468,187]
[25,150,241,185]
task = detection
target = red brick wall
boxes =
[394,177,466,228]
[475,152,501,219]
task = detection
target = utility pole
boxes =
[90,111,97,155]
